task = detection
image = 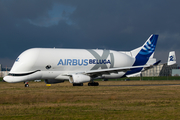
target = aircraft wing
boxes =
[62,65,150,77]
[84,65,150,77]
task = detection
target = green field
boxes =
[1,79,180,119]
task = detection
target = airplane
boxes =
[167,51,176,66]
[3,34,159,87]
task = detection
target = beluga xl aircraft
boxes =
[4,34,159,87]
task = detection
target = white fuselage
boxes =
[4,48,135,83]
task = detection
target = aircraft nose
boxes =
[3,76,14,83]
[3,75,28,83]
[3,76,10,82]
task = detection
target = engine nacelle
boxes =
[69,74,91,83]
[102,72,125,79]
[44,79,64,84]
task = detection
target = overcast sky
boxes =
[0,0,179,68]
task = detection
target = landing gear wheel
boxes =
[25,84,29,87]
[73,83,83,86]
[88,82,99,86]
[24,81,29,87]
[88,83,91,86]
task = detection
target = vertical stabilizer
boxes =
[123,34,158,76]
[167,51,176,66]
[132,34,158,66]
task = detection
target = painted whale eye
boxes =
[46,65,51,69]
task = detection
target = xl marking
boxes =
[87,49,114,70]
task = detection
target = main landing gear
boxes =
[72,82,99,86]
[24,81,29,87]
[88,82,99,86]
[73,83,83,86]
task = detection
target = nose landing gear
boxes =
[24,81,29,87]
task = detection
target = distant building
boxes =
[172,69,180,76]
[0,64,10,77]
[142,63,178,77]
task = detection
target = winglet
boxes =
[167,51,176,66]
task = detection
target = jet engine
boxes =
[69,74,91,83]
[44,79,64,84]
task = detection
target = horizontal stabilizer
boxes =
[153,60,161,65]
[142,60,161,72]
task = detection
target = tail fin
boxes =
[131,34,159,66]
[167,51,176,65]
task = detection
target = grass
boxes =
[1,80,180,119]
